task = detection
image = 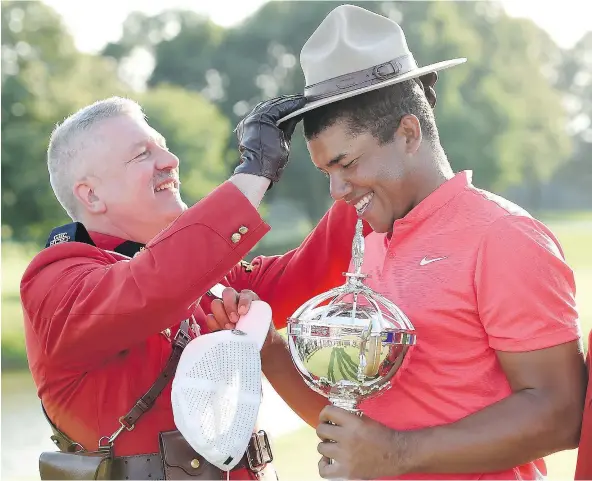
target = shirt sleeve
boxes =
[474,215,581,352]
[226,200,371,329]
[21,181,270,369]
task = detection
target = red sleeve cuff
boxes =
[489,325,581,352]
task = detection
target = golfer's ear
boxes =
[395,114,422,154]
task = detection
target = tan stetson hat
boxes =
[277,4,467,124]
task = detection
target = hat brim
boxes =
[277,58,467,125]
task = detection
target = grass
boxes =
[2,212,592,478]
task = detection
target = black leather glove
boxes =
[233,95,307,185]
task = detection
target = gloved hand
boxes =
[233,95,306,185]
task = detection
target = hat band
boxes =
[304,54,417,102]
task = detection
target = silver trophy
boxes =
[286,219,417,414]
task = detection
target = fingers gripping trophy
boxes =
[287,218,417,415]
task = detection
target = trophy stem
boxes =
[352,218,364,276]
[329,396,361,415]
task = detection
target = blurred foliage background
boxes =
[2,0,591,244]
[1,1,591,479]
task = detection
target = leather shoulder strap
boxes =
[113,240,146,258]
[119,320,191,430]
[43,320,191,451]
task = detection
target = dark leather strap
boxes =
[120,320,190,429]
[304,54,417,102]
[42,320,191,451]
[110,453,164,480]
[113,240,146,258]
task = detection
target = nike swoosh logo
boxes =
[420,256,447,266]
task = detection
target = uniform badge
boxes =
[49,232,71,245]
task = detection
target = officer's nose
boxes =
[329,174,353,202]
[155,147,180,172]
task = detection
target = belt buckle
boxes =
[247,430,273,472]
[173,322,192,348]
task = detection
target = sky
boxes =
[43,0,591,54]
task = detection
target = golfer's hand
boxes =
[205,287,259,331]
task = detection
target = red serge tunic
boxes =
[21,181,363,465]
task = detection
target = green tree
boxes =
[102,1,572,225]
[557,32,592,164]
[1,0,126,241]
[1,2,232,243]
[547,31,592,198]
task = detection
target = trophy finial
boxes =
[352,218,364,275]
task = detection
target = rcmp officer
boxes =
[21,95,364,479]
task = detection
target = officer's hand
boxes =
[206,287,260,331]
[233,95,306,185]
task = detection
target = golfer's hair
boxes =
[47,97,145,220]
[302,80,438,145]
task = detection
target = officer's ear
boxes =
[73,177,106,215]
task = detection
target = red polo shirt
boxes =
[21,181,362,469]
[356,171,580,479]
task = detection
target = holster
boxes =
[160,430,224,480]
[39,447,112,480]
[158,429,274,480]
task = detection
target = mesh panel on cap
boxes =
[173,337,262,465]
[183,340,261,391]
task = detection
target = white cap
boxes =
[171,300,272,471]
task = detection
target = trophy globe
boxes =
[286,219,417,413]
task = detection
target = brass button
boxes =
[238,226,248,235]
[190,458,200,469]
[231,233,242,243]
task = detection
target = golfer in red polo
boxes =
[269,5,587,480]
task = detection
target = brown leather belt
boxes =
[40,323,276,480]
[110,430,274,480]
[110,453,269,480]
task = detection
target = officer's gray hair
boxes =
[47,96,145,220]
